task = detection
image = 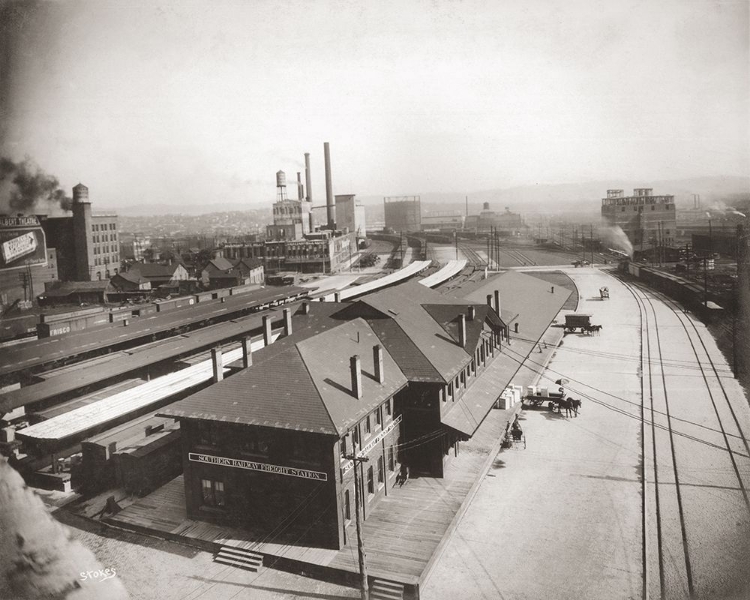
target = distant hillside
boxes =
[103,176,749,217]
[362,176,750,219]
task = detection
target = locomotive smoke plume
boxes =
[0,157,72,215]
[600,225,633,258]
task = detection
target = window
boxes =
[447,381,453,400]
[388,446,395,471]
[344,489,351,521]
[367,466,374,495]
[385,399,392,416]
[352,426,359,447]
[341,435,348,458]
[365,415,371,435]
[201,479,225,507]
[375,406,382,426]
[377,456,384,485]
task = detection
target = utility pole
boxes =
[344,449,370,600]
[454,230,458,260]
[590,224,594,264]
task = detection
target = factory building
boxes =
[160,281,507,549]
[384,196,421,233]
[334,194,366,243]
[421,211,465,232]
[40,184,120,282]
[601,188,676,250]
[464,203,527,236]
[223,144,356,273]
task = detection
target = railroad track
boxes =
[457,243,486,268]
[620,277,750,599]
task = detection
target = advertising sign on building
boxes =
[0,216,47,271]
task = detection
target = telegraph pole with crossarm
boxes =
[344,450,370,600]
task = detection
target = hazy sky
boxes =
[1,0,748,209]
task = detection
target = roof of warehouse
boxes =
[42,281,112,296]
[445,271,571,341]
[159,318,408,436]
[0,284,310,378]
[352,281,480,383]
[0,300,344,414]
[129,263,181,279]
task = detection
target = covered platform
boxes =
[0,285,309,380]
[317,260,432,301]
[15,333,279,451]
[418,259,467,288]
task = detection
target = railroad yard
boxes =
[2,244,749,600]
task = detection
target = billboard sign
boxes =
[0,215,47,271]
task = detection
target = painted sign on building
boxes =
[188,452,328,481]
[341,414,402,475]
[0,216,47,271]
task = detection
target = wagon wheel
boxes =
[548,401,555,410]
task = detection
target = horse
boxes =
[586,324,603,335]
[553,397,581,417]
[570,398,583,417]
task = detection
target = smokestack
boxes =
[324,142,335,229]
[262,315,272,346]
[302,301,310,315]
[468,306,476,321]
[297,172,304,201]
[283,308,292,336]
[211,347,223,383]
[304,153,312,203]
[242,336,252,368]
[514,322,519,334]
[494,290,501,316]
[486,294,493,310]
[458,314,466,347]
[334,292,341,303]
[373,345,384,384]
[350,355,362,399]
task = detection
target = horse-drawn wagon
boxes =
[564,313,602,335]
[600,286,609,299]
[523,386,582,416]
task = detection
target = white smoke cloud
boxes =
[599,225,633,257]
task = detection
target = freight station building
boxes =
[160,281,509,549]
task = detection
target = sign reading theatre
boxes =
[0,215,47,271]
[188,452,327,481]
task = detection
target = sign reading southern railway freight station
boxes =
[188,452,328,481]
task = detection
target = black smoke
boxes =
[0,157,72,214]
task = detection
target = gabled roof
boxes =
[130,262,179,279]
[422,303,499,354]
[159,317,407,436]
[352,281,476,383]
[446,271,571,343]
[203,257,234,274]
[233,257,263,274]
[113,270,149,285]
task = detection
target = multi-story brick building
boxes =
[40,184,120,281]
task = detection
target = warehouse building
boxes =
[601,188,676,251]
[160,280,508,548]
